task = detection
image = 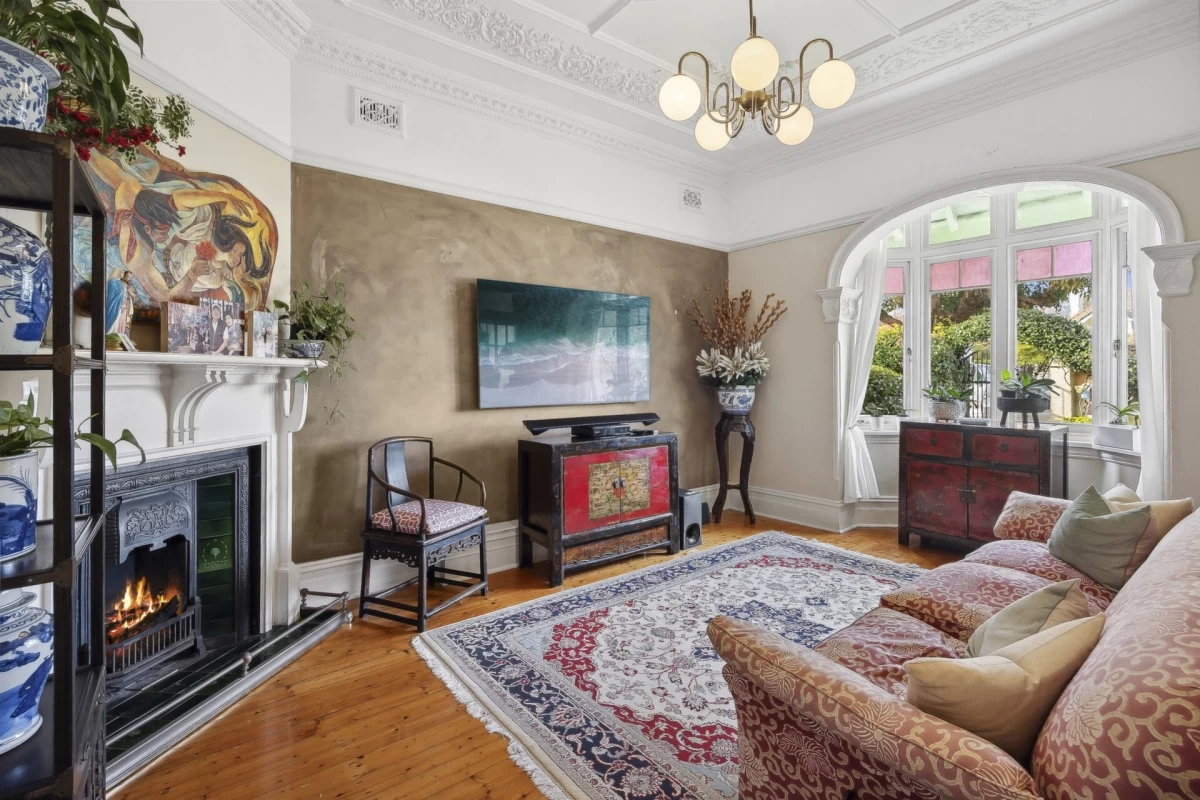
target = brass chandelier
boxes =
[658,0,856,151]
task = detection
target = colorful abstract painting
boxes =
[72,146,278,319]
[477,280,650,408]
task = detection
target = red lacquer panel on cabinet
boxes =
[618,446,671,523]
[906,460,969,538]
[905,428,964,459]
[968,467,1040,541]
[562,451,622,535]
[973,434,1040,466]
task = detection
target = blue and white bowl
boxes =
[0,218,52,355]
[717,385,756,415]
[0,590,53,755]
[0,38,60,132]
[0,452,38,561]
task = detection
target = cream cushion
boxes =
[1102,483,1141,504]
[906,614,1106,763]
[966,579,1090,657]
[1107,497,1195,540]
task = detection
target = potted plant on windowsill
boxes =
[1094,401,1140,451]
[687,282,787,415]
[0,393,144,561]
[923,384,970,422]
[997,367,1057,428]
[273,280,361,424]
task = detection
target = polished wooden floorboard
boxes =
[114,513,957,800]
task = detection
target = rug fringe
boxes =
[413,636,573,800]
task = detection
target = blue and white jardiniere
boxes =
[0,38,60,132]
[717,385,755,415]
[0,590,53,755]
[0,218,53,355]
[0,452,38,561]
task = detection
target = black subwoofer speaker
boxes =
[678,489,703,550]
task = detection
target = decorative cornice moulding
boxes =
[817,287,864,324]
[1144,242,1200,298]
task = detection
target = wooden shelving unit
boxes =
[0,128,109,800]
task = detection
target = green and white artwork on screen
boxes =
[476,280,650,409]
[72,145,278,322]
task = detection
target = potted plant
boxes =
[1095,401,1140,451]
[273,280,361,424]
[687,282,787,415]
[997,367,1058,428]
[923,384,971,422]
[0,393,144,561]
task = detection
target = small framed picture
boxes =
[246,310,278,357]
[200,298,245,356]
[161,302,210,354]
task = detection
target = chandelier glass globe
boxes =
[694,114,731,151]
[730,36,780,91]
[658,73,702,121]
[808,58,856,109]
[775,104,814,146]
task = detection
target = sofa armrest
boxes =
[993,491,1071,543]
[709,615,1040,800]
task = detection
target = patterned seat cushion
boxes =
[881,561,1053,642]
[993,491,1071,543]
[814,607,967,700]
[369,498,486,535]
[964,539,1116,610]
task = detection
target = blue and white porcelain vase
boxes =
[0,590,53,755]
[717,385,756,415]
[0,452,38,561]
[0,218,53,354]
[0,38,60,132]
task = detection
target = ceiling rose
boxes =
[658,0,856,150]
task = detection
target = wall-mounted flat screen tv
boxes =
[477,279,650,409]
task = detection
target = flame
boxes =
[106,576,177,644]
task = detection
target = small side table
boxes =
[713,412,755,524]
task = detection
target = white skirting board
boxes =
[297,521,524,599]
[706,485,897,533]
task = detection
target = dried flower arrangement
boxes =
[687,282,788,387]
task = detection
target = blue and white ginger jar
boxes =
[717,385,756,415]
[0,38,60,132]
[0,218,52,354]
[0,452,38,561]
[0,590,53,755]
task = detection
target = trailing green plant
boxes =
[1000,367,1059,399]
[0,393,144,468]
[1097,401,1140,427]
[922,384,971,403]
[273,281,361,424]
[0,0,192,160]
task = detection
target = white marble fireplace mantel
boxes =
[26,351,326,629]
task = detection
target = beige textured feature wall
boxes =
[1119,148,1200,502]
[726,226,858,502]
[290,165,727,563]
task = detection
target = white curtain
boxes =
[1130,203,1165,500]
[843,241,889,502]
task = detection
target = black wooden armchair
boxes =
[360,436,488,631]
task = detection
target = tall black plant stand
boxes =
[713,413,755,524]
[0,129,110,800]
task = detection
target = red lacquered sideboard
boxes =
[898,420,1068,549]
[517,432,678,586]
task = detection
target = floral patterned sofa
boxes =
[709,492,1200,799]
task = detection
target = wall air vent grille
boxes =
[680,184,704,214]
[352,88,405,137]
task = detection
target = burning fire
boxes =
[106,577,177,644]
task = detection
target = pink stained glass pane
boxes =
[960,256,991,288]
[930,260,959,292]
[884,266,905,295]
[1016,246,1053,281]
[1053,240,1093,276]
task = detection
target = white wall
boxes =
[728,45,1200,249]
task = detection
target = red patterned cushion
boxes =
[993,491,1070,543]
[369,498,486,534]
[881,561,1053,641]
[965,539,1116,610]
[814,607,967,699]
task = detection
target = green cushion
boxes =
[1047,486,1155,591]
[966,579,1090,657]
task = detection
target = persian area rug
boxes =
[415,531,922,800]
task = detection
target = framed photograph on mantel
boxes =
[161,302,210,354]
[201,298,245,356]
[246,310,278,357]
[476,279,650,409]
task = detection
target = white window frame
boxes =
[923,193,996,251]
[880,189,1129,437]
